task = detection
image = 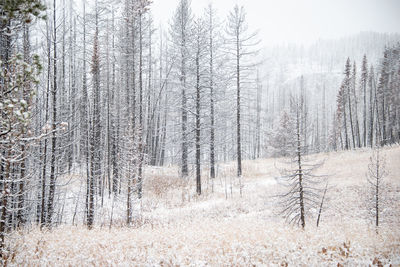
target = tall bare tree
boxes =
[170,0,192,178]
[226,5,259,178]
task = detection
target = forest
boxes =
[1,0,400,265]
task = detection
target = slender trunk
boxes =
[111,9,119,194]
[209,9,216,179]
[146,18,154,164]
[256,72,262,158]
[322,84,327,151]
[126,4,136,224]
[195,38,201,195]
[375,154,380,230]
[159,36,168,166]
[0,21,11,255]
[0,160,10,256]
[106,18,111,197]
[180,8,188,177]
[354,101,361,148]
[88,0,101,229]
[375,179,379,228]
[40,24,51,226]
[138,10,143,199]
[381,89,386,146]
[316,182,328,227]
[374,80,382,145]
[160,89,167,166]
[236,31,242,177]
[47,0,58,226]
[343,102,349,150]
[181,75,188,177]
[369,70,375,147]
[363,73,367,147]
[68,1,76,174]
[127,163,132,225]
[296,107,305,229]
[81,0,90,223]
[347,82,355,149]
[352,65,361,148]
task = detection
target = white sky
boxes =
[151,0,400,45]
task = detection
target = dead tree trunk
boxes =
[195,25,202,195]
[47,0,58,226]
[296,105,306,229]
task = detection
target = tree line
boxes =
[332,46,400,150]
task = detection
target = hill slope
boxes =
[7,146,400,266]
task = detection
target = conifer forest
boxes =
[1,0,400,265]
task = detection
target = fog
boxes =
[152,0,400,45]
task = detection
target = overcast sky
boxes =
[151,0,400,45]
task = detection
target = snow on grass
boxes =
[8,220,400,266]
[5,145,400,266]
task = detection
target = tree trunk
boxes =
[369,67,375,147]
[255,72,262,158]
[343,101,349,150]
[347,82,355,149]
[208,8,216,179]
[236,31,242,177]
[296,107,305,229]
[195,36,201,195]
[88,0,101,229]
[138,9,144,199]
[47,0,58,226]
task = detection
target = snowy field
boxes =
[6,146,400,266]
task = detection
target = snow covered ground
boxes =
[6,146,400,266]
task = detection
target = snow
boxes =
[5,145,400,266]
[20,99,27,107]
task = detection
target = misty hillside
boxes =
[262,32,400,138]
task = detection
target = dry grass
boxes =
[4,145,400,266]
[7,219,400,266]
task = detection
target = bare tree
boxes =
[225,5,259,178]
[193,18,207,195]
[137,0,151,199]
[205,4,217,180]
[277,95,326,229]
[46,0,58,226]
[366,147,387,233]
[170,0,193,178]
